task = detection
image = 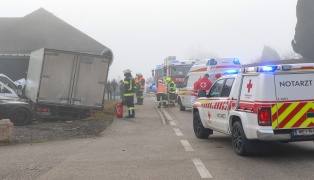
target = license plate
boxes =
[294,129,314,136]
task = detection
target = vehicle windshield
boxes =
[155,69,163,78]
[171,65,192,78]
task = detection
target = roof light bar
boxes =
[207,58,217,65]
[233,58,241,65]
[224,69,238,74]
[260,66,277,72]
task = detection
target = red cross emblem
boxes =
[200,82,207,88]
[208,111,211,119]
[247,79,253,93]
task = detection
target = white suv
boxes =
[193,63,314,156]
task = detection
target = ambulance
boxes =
[192,63,314,156]
[177,58,241,111]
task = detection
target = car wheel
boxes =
[231,121,250,156]
[10,108,32,126]
[193,112,212,139]
[178,99,185,111]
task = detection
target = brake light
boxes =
[37,107,50,112]
[258,107,271,126]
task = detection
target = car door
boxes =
[214,78,235,132]
[204,78,225,129]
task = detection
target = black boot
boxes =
[124,110,133,118]
[131,110,135,118]
[139,99,143,105]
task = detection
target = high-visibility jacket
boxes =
[167,80,176,93]
[156,82,166,94]
[135,77,145,91]
[124,75,135,97]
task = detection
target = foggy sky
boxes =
[2,0,298,81]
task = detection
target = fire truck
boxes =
[152,57,196,83]
[151,65,163,82]
[161,56,196,84]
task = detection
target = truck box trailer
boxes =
[25,48,111,119]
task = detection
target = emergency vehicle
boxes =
[151,65,163,82]
[193,63,314,156]
[177,58,241,111]
[161,56,196,84]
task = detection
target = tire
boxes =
[193,112,212,139]
[78,110,88,119]
[178,99,186,111]
[231,121,250,156]
[10,108,32,126]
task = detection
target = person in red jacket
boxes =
[193,73,212,97]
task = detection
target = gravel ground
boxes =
[0,100,118,144]
[12,118,114,143]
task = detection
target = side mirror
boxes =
[151,70,155,77]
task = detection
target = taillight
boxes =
[37,107,50,112]
[258,107,271,126]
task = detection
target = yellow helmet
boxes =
[166,77,171,82]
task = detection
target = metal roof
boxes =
[0,8,113,63]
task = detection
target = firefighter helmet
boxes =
[123,69,131,74]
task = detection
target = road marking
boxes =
[150,95,166,125]
[157,109,166,125]
[192,158,212,179]
[180,140,194,151]
[169,120,176,126]
[173,128,183,136]
[160,108,173,121]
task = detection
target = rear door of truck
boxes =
[71,55,110,108]
[39,50,76,104]
[273,69,314,135]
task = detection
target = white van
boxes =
[177,58,242,111]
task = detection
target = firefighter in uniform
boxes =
[135,73,145,105]
[123,69,135,118]
[156,79,167,108]
[166,77,176,106]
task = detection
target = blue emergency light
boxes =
[207,58,217,65]
[261,66,277,72]
[233,58,241,65]
[224,69,238,74]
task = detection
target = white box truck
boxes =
[25,48,111,119]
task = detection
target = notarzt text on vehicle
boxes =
[279,80,312,87]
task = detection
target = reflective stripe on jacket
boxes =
[124,76,135,96]
[156,82,166,94]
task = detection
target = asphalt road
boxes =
[1,93,314,179]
